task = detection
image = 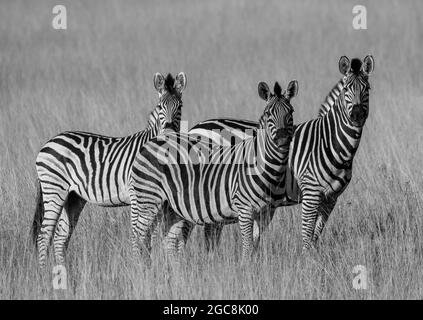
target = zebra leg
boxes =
[129,190,141,257]
[238,209,254,261]
[53,192,86,265]
[164,219,194,258]
[204,223,224,252]
[130,188,162,261]
[300,190,323,252]
[142,213,161,256]
[162,205,194,256]
[150,216,162,245]
[177,221,194,254]
[311,198,336,247]
[162,206,180,257]
[131,206,160,263]
[36,184,69,268]
[252,206,276,250]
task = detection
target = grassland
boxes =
[1,0,423,299]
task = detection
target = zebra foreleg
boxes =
[300,190,322,252]
[238,209,254,261]
[311,198,336,247]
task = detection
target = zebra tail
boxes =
[31,181,44,247]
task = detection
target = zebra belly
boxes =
[170,201,238,225]
[68,185,130,206]
[164,187,237,225]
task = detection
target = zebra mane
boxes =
[257,111,266,129]
[317,78,344,118]
[146,104,161,131]
[273,82,282,98]
[164,74,177,94]
[350,58,362,75]
[256,101,273,129]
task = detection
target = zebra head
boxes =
[338,55,374,127]
[153,72,187,133]
[258,80,298,148]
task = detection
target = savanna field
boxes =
[1,0,423,299]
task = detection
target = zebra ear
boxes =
[362,55,374,75]
[258,82,270,101]
[154,73,166,94]
[285,80,298,100]
[174,72,187,93]
[339,56,350,75]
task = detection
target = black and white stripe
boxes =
[32,72,187,267]
[129,80,298,260]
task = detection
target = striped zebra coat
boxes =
[185,56,374,251]
[129,80,298,260]
[32,72,187,267]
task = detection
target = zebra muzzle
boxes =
[275,128,292,146]
[163,122,176,131]
[350,104,368,126]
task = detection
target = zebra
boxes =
[180,55,374,252]
[128,80,298,261]
[32,72,187,267]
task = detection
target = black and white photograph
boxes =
[0,0,422,303]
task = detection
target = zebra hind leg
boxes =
[177,221,194,254]
[36,183,69,268]
[252,206,276,251]
[53,192,86,265]
[131,199,161,265]
[163,214,193,258]
[143,214,161,257]
[204,223,224,252]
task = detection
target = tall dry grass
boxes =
[0,0,423,299]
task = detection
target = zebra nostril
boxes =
[351,105,361,117]
[163,123,173,130]
[275,128,291,141]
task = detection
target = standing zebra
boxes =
[185,55,374,252]
[129,80,298,260]
[32,72,187,267]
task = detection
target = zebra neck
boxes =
[318,78,344,118]
[145,105,161,135]
[323,99,363,162]
[253,128,287,176]
[146,125,159,137]
[143,126,159,142]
